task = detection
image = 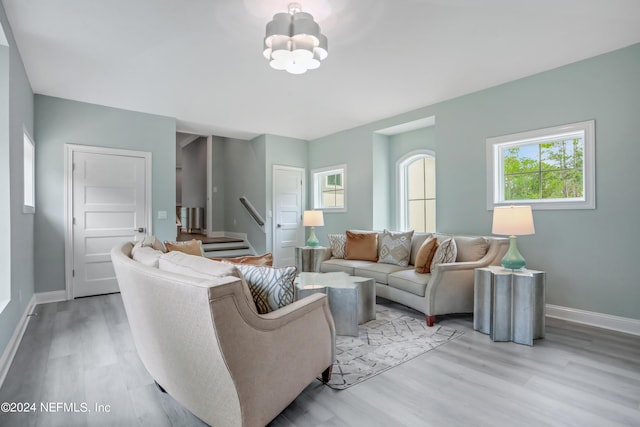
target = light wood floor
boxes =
[1,294,639,427]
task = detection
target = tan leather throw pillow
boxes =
[210,253,273,266]
[344,231,378,262]
[165,239,204,257]
[415,237,438,274]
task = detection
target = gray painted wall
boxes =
[223,136,267,254]
[181,137,207,211]
[0,2,35,362]
[309,43,640,320]
[210,136,226,231]
[34,95,176,294]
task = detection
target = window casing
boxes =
[487,120,595,210]
[23,129,35,214]
[398,151,436,232]
[313,165,346,212]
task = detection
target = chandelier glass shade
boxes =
[263,3,328,75]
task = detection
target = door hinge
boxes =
[72,269,75,277]
[73,217,76,225]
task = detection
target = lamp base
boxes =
[306,227,319,247]
[501,235,526,270]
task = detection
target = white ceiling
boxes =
[3,0,639,140]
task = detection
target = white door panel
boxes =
[273,167,304,267]
[71,149,149,298]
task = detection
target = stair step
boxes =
[202,242,251,251]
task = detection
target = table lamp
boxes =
[303,210,324,247]
[492,205,535,270]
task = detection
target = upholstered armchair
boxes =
[111,242,335,427]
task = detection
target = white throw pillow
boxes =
[132,246,163,268]
[430,237,458,271]
[159,251,241,279]
[158,251,257,313]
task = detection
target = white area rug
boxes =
[324,305,463,390]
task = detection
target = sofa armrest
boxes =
[424,238,508,316]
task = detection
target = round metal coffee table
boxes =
[294,272,376,336]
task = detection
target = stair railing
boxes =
[239,196,265,230]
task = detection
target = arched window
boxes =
[398,150,436,232]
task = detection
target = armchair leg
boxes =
[321,366,333,383]
[426,315,436,327]
[155,381,167,394]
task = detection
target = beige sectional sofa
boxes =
[111,241,335,427]
[321,232,509,326]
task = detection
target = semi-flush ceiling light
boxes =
[263,2,328,75]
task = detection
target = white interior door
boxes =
[273,166,304,267]
[69,147,150,298]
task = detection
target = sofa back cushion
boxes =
[345,231,378,262]
[378,230,414,266]
[455,236,489,262]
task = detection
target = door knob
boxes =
[277,224,282,228]
[135,227,145,233]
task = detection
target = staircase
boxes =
[177,232,255,259]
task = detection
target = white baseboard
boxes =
[546,304,640,336]
[0,295,37,388]
[0,290,68,388]
[33,290,67,305]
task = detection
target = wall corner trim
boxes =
[546,304,640,336]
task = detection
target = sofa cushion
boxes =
[131,246,163,268]
[414,236,438,273]
[431,237,457,271]
[378,230,414,266]
[328,234,346,259]
[320,259,377,275]
[234,264,296,314]
[455,236,489,262]
[354,263,409,285]
[165,239,205,257]
[387,269,431,297]
[345,231,378,261]
[409,232,431,266]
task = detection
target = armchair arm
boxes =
[208,280,335,427]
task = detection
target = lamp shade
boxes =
[303,210,324,227]
[492,205,535,236]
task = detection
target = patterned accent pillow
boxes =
[328,234,346,259]
[234,264,297,314]
[378,230,414,266]
[430,237,458,272]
